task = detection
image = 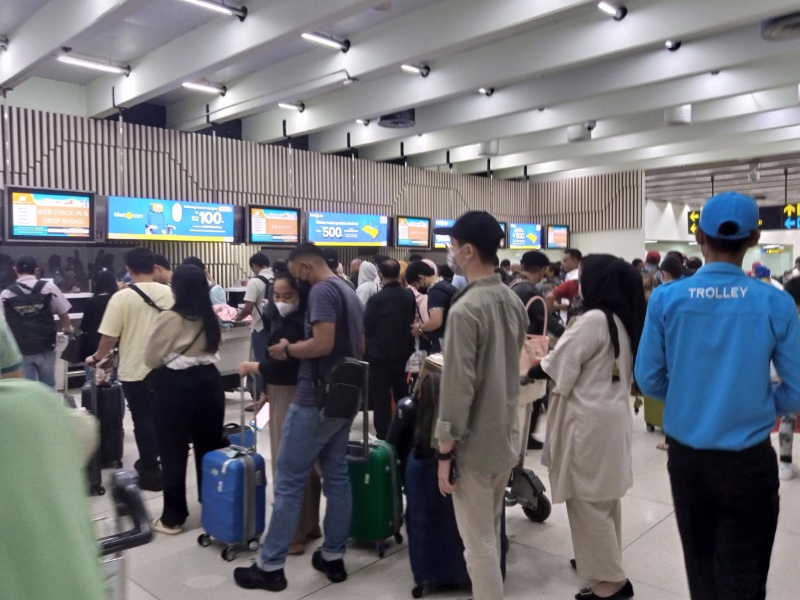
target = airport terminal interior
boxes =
[4,0,800,598]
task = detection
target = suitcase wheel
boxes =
[377,541,386,559]
[646,424,655,433]
[91,485,105,496]
[222,547,236,562]
[197,533,211,548]
[248,539,259,552]
[394,533,403,544]
[412,584,424,598]
[522,494,551,523]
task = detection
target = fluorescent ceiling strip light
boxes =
[597,2,627,20]
[301,32,350,52]
[278,102,305,112]
[182,81,226,95]
[180,0,247,19]
[402,64,422,74]
[57,55,130,75]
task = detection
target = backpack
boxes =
[254,274,274,319]
[3,281,57,355]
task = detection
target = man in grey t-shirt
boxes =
[234,243,364,593]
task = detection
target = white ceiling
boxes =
[2,0,800,180]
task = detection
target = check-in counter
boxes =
[225,287,248,308]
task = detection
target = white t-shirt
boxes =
[98,282,174,382]
[243,268,273,332]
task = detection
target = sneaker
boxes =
[312,548,347,583]
[152,518,182,535]
[233,564,288,592]
[779,462,800,481]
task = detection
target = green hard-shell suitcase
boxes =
[644,396,664,432]
[347,366,404,558]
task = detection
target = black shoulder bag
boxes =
[128,284,166,312]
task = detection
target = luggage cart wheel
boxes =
[394,533,403,544]
[523,495,552,523]
[646,424,655,433]
[248,539,259,552]
[377,542,386,558]
[412,584,424,598]
[92,485,106,496]
[197,533,211,548]
[222,547,236,562]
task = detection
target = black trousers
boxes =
[152,365,225,527]
[120,379,160,469]
[369,360,409,440]
[667,436,780,600]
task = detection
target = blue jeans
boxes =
[257,403,354,571]
[22,351,56,388]
[251,329,269,394]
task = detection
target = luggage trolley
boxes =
[95,470,154,600]
[504,379,552,522]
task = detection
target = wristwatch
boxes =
[435,449,454,461]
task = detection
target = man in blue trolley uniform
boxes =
[636,191,800,600]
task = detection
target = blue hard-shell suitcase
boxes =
[197,381,266,561]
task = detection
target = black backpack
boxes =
[3,281,57,355]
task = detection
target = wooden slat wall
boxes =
[0,106,643,286]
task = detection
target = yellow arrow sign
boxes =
[690,211,700,221]
[690,223,697,234]
[784,205,796,216]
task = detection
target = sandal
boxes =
[656,442,669,451]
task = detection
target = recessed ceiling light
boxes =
[711,70,721,76]
[301,32,350,53]
[179,0,247,20]
[597,2,627,20]
[478,87,495,96]
[278,102,305,112]
[356,119,370,126]
[401,64,430,77]
[57,54,130,75]
[665,40,682,51]
[182,81,227,96]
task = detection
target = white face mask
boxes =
[275,301,299,318]
[447,246,466,276]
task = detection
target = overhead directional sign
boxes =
[687,210,700,235]
[783,203,800,230]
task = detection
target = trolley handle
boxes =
[97,470,153,556]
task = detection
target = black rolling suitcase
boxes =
[385,395,417,476]
[82,370,125,470]
[83,368,106,496]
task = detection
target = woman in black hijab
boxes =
[529,254,645,600]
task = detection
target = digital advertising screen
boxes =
[508,222,543,250]
[107,196,235,242]
[307,212,389,247]
[249,206,300,245]
[395,216,431,248]
[6,187,94,242]
[499,222,507,249]
[546,225,570,249]
[433,218,455,249]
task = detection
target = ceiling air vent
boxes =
[378,109,416,128]
[762,12,800,39]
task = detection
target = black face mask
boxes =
[417,285,428,295]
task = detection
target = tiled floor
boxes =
[87,392,800,600]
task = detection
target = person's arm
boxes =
[420,309,444,334]
[85,335,119,365]
[633,291,669,401]
[539,314,603,398]
[87,294,122,364]
[770,295,800,415]
[143,313,176,370]
[545,290,563,313]
[58,312,73,333]
[235,279,260,320]
[48,283,74,333]
[236,301,256,320]
[271,321,335,361]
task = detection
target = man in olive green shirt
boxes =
[433,212,528,600]
[0,316,23,378]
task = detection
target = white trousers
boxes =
[565,497,626,583]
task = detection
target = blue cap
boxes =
[699,191,759,239]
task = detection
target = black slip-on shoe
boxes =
[312,548,347,583]
[233,564,288,592]
[575,580,634,600]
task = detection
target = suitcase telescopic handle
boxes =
[240,376,257,452]
[97,470,153,556]
[352,359,371,462]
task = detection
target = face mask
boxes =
[418,286,428,295]
[447,246,466,276]
[275,301,299,318]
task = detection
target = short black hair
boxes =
[273,260,288,274]
[666,251,684,264]
[287,243,326,264]
[93,270,118,296]
[784,277,800,306]
[438,264,454,280]
[405,260,435,284]
[153,254,172,271]
[500,259,511,268]
[374,254,390,266]
[378,259,401,280]
[685,257,703,272]
[249,252,270,268]
[564,249,582,262]
[14,256,37,275]
[659,256,686,279]
[407,253,423,263]
[125,247,155,275]
[631,259,644,268]
[520,251,550,272]
[703,234,751,254]
[182,256,205,271]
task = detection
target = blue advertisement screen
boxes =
[499,222,507,249]
[509,223,543,249]
[307,212,388,246]
[107,196,235,242]
[433,219,455,249]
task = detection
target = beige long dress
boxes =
[540,310,634,504]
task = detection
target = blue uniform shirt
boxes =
[635,262,800,451]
